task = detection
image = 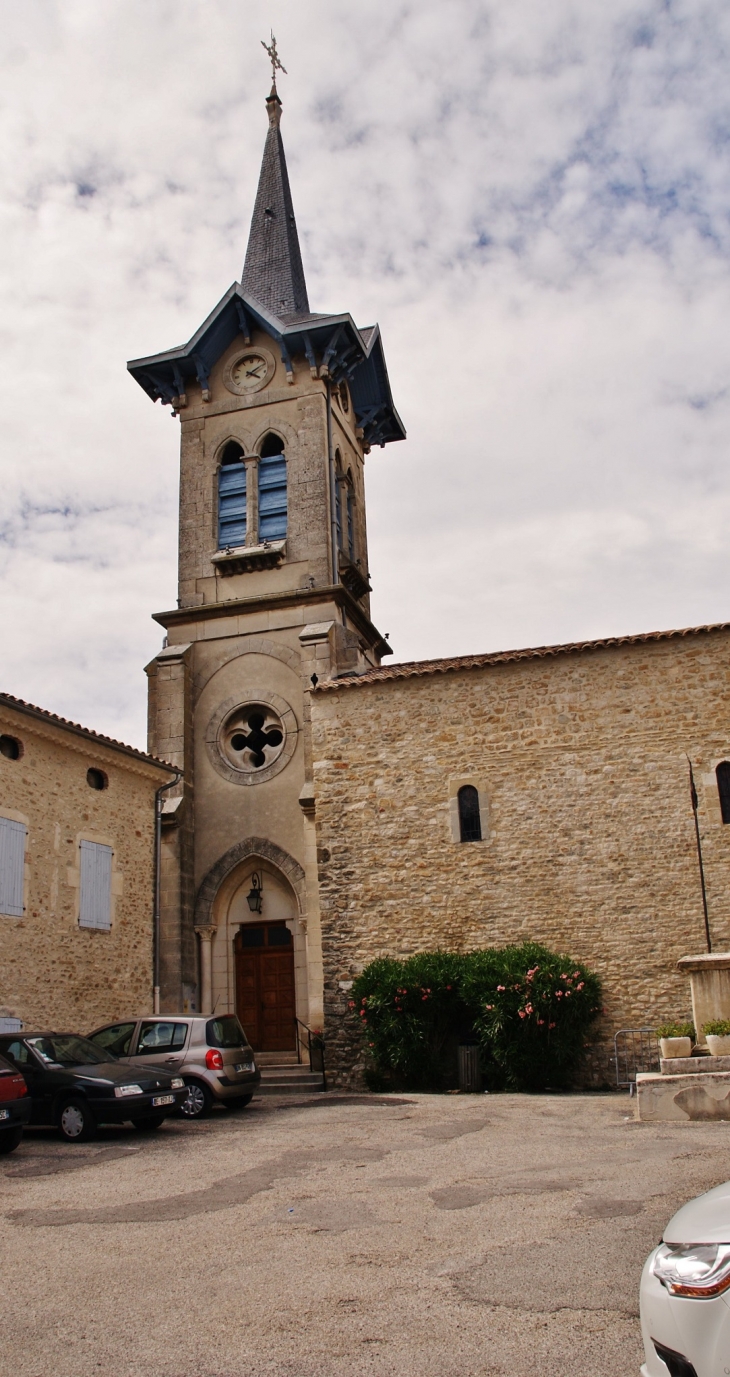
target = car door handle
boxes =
[164,1056,181,1064]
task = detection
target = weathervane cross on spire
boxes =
[261,31,287,91]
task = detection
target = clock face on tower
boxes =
[224,345,276,396]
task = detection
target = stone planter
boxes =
[659,1036,692,1060]
[706,1034,730,1057]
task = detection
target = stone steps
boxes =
[254,1061,325,1095]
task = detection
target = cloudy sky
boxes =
[1,0,729,747]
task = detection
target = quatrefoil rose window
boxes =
[222,704,285,773]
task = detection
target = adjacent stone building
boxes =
[0,693,175,1032]
[310,628,730,1084]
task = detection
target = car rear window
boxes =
[206,1016,247,1048]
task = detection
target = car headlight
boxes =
[652,1242,730,1298]
[114,1084,143,1098]
[171,1078,185,1090]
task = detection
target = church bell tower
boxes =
[128,70,405,1034]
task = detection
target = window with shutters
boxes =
[259,433,287,540]
[79,839,113,931]
[0,816,26,916]
[717,762,730,824]
[457,786,482,842]
[218,441,246,548]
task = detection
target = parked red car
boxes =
[0,1051,31,1153]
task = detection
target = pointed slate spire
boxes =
[242,87,310,317]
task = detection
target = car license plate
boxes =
[0,1108,9,1121]
[235,1062,254,1073]
[151,1094,175,1107]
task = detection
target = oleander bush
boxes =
[350,942,602,1093]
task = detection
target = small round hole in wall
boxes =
[0,735,22,761]
[86,767,108,791]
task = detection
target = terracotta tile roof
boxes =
[0,692,177,773]
[315,621,730,692]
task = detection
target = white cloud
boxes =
[0,0,729,743]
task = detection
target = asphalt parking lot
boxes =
[1,1090,728,1377]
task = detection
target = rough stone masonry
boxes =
[310,625,730,1086]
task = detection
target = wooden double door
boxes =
[235,922,296,1052]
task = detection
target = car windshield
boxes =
[27,1035,113,1067]
[206,1016,247,1048]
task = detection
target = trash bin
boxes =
[457,1043,482,1093]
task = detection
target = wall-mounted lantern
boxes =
[246,872,263,913]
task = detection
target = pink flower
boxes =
[348,1001,355,1009]
[555,990,563,998]
[518,1010,526,1019]
[497,985,505,992]
[446,985,452,990]
[525,1004,533,1015]
[537,1018,545,1026]
[560,973,568,980]
[549,1021,556,1029]
[485,1004,494,1011]
[576,981,584,990]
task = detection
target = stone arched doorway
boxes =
[195,840,309,1048]
[229,866,298,1051]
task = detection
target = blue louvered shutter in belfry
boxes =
[259,453,287,540]
[0,816,26,916]
[79,840,112,930]
[334,480,342,550]
[218,461,247,548]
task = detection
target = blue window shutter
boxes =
[79,840,113,931]
[335,481,342,549]
[218,462,247,548]
[0,817,25,916]
[259,454,287,540]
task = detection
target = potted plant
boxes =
[703,1019,730,1056]
[656,1022,695,1060]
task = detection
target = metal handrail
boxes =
[294,1016,327,1090]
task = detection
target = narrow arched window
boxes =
[458,785,482,842]
[717,762,730,823]
[259,433,287,540]
[218,441,246,548]
[345,470,355,560]
[334,451,343,550]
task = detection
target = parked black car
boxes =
[0,1051,31,1154]
[0,1033,187,1142]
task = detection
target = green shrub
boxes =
[350,952,471,1091]
[655,1022,695,1040]
[466,942,602,1092]
[350,943,602,1093]
[703,1019,730,1037]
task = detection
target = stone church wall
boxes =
[310,628,730,1087]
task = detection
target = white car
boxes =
[640,1180,730,1377]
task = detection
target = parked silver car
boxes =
[88,1015,260,1119]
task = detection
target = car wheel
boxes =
[58,1098,96,1143]
[0,1127,23,1154]
[222,1095,253,1110]
[131,1115,166,1131]
[179,1080,212,1119]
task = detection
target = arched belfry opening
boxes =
[218,441,247,548]
[258,433,287,541]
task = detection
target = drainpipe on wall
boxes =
[153,769,183,1014]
